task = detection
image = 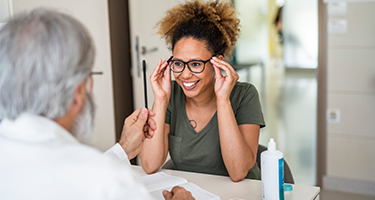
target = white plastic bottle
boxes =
[261,138,284,200]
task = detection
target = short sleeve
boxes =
[231,82,266,127]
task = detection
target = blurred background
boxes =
[232,0,318,186]
[1,0,375,199]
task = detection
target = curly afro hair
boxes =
[156,0,240,57]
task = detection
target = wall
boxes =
[234,0,268,64]
[0,0,12,27]
[11,0,116,152]
[324,1,375,196]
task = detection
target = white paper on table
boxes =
[141,172,188,192]
[141,172,220,200]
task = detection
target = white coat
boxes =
[0,114,154,200]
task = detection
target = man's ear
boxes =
[54,80,87,132]
[72,80,87,115]
[89,76,93,92]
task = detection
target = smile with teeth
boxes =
[183,81,199,87]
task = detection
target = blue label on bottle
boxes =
[279,158,284,200]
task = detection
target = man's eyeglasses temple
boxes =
[90,71,103,75]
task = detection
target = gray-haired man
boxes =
[0,8,194,200]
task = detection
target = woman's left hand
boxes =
[211,57,239,101]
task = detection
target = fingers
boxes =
[151,59,163,78]
[164,61,171,81]
[136,108,156,139]
[162,190,173,200]
[147,117,157,131]
[211,57,235,72]
[170,186,184,193]
[125,108,154,128]
[211,57,239,81]
[164,56,172,80]
[158,59,171,83]
[212,61,223,80]
[158,59,168,77]
[152,57,171,80]
[147,108,156,117]
[146,118,157,138]
[160,56,171,72]
[118,107,155,159]
[171,186,194,200]
[125,107,156,139]
[163,186,182,200]
[151,59,164,82]
[150,58,172,101]
[124,107,142,127]
[143,125,151,140]
[134,108,148,126]
[145,109,156,139]
[163,186,195,200]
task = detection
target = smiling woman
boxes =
[138,0,265,182]
[170,37,216,99]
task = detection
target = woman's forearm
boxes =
[217,99,257,182]
[139,99,169,173]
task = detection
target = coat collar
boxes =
[0,113,79,144]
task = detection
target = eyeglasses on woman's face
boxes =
[167,56,213,74]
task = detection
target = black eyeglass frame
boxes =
[90,71,103,75]
[167,56,213,74]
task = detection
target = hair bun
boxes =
[157,0,240,57]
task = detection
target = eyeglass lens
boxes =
[169,60,205,73]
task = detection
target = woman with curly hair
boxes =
[139,0,265,182]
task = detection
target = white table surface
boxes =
[131,165,320,200]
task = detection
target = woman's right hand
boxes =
[150,57,172,101]
[141,58,171,174]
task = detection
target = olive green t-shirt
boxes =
[165,81,265,179]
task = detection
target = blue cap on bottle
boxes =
[284,184,293,192]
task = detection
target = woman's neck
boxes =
[185,84,216,109]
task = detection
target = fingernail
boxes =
[141,108,147,115]
[162,190,168,196]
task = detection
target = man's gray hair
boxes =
[0,8,95,120]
